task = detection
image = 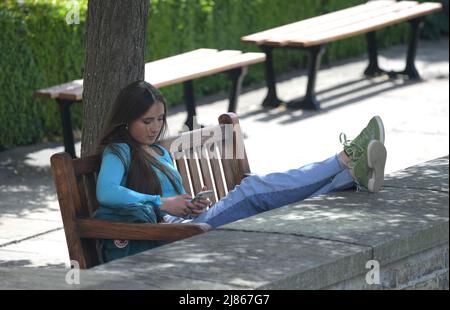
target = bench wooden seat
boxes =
[241,0,443,110]
[50,112,251,269]
[35,49,265,157]
[35,49,265,101]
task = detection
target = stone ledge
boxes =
[2,157,448,289]
[88,230,372,290]
[384,156,448,193]
[80,157,448,289]
[221,187,448,266]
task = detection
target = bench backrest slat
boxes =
[196,146,218,204]
[174,155,193,196]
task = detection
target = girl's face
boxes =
[129,101,165,145]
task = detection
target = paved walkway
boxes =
[0,38,448,269]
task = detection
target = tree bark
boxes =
[81,0,150,156]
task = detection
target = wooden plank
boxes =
[73,154,101,176]
[162,124,226,153]
[145,48,218,70]
[146,50,244,85]
[148,52,266,88]
[57,86,83,101]
[34,79,83,99]
[50,152,89,269]
[45,50,265,101]
[77,218,210,241]
[220,129,237,192]
[233,123,251,185]
[221,158,237,193]
[186,148,203,195]
[77,180,89,217]
[241,0,395,44]
[263,1,419,46]
[294,2,443,47]
[174,154,193,196]
[83,173,100,215]
[196,146,217,204]
[209,143,227,200]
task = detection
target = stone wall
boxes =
[325,243,449,290]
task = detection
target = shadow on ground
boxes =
[0,142,64,219]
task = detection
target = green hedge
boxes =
[0,0,447,150]
[0,0,87,149]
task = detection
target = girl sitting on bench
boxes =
[94,80,387,262]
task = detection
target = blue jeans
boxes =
[165,155,354,228]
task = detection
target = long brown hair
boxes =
[96,81,182,196]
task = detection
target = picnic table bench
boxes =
[241,0,443,110]
[34,49,265,157]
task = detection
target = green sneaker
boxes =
[340,116,387,192]
[350,140,387,192]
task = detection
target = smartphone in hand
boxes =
[191,190,214,203]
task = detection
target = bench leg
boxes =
[261,46,283,108]
[183,80,197,130]
[402,17,424,80]
[364,18,424,80]
[287,44,326,110]
[57,99,77,158]
[443,0,449,16]
[227,66,248,113]
[364,31,384,77]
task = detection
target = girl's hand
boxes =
[189,186,212,217]
[160,194,195,218]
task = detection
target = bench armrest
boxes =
[76,218,212,241]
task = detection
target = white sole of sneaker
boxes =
[367,140,387,193]
[373,116,385,144]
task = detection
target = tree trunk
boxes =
[81,0,150,156]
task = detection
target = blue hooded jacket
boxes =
[94,143,186,262]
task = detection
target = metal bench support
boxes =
[228,66,248,113]
[261,46,283,108]
[287,44,326,110]
[260,44,326,110]
[184,67,248,130]
[57,99,77,158]
[364,17,425,80]
[184,80,197,130]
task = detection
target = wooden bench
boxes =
[35,49,265,157]
[50,113,252,269]
[241,0,443,110]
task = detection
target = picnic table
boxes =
[34,49,265,157]
[241,0,443,110]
